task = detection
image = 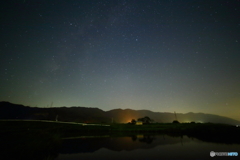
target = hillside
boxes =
[0,101,239,125]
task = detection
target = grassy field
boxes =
[0,120,240,159]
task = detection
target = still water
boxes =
[55,135,240,160]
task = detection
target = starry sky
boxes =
[1,0,240,120]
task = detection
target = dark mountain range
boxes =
[0,101,239,125]
[106,109,240,125]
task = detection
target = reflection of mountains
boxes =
[60,135,192,154]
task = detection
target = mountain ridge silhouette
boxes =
[0,101,239,125]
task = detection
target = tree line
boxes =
[130,116,153,124]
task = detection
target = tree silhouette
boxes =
[131,119,136,124]
[172,120,180,123]
[137,116,153,124]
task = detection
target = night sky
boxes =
[1,0,240,120]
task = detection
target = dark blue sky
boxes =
[1,0,240,120]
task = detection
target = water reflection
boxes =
[56,134,240,160]
[59,134,188,154]
[132,135,155,143]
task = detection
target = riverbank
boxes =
[1,120,240,137]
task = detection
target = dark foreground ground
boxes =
[0,120,240,160]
